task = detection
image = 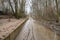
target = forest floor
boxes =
[0,18,27,40]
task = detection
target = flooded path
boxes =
[15,18,60,40]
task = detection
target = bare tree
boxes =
[8,0,14,14]
[13,0,18,17]
[55,0,59,22]
[55,0,58,14]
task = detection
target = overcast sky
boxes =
[25,0,32,14]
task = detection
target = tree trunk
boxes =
[13,0,18,18]
[55,0,58,14]
[55,0,59,22]
[8,0,14,14]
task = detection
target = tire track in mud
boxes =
[23,26,35,40]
